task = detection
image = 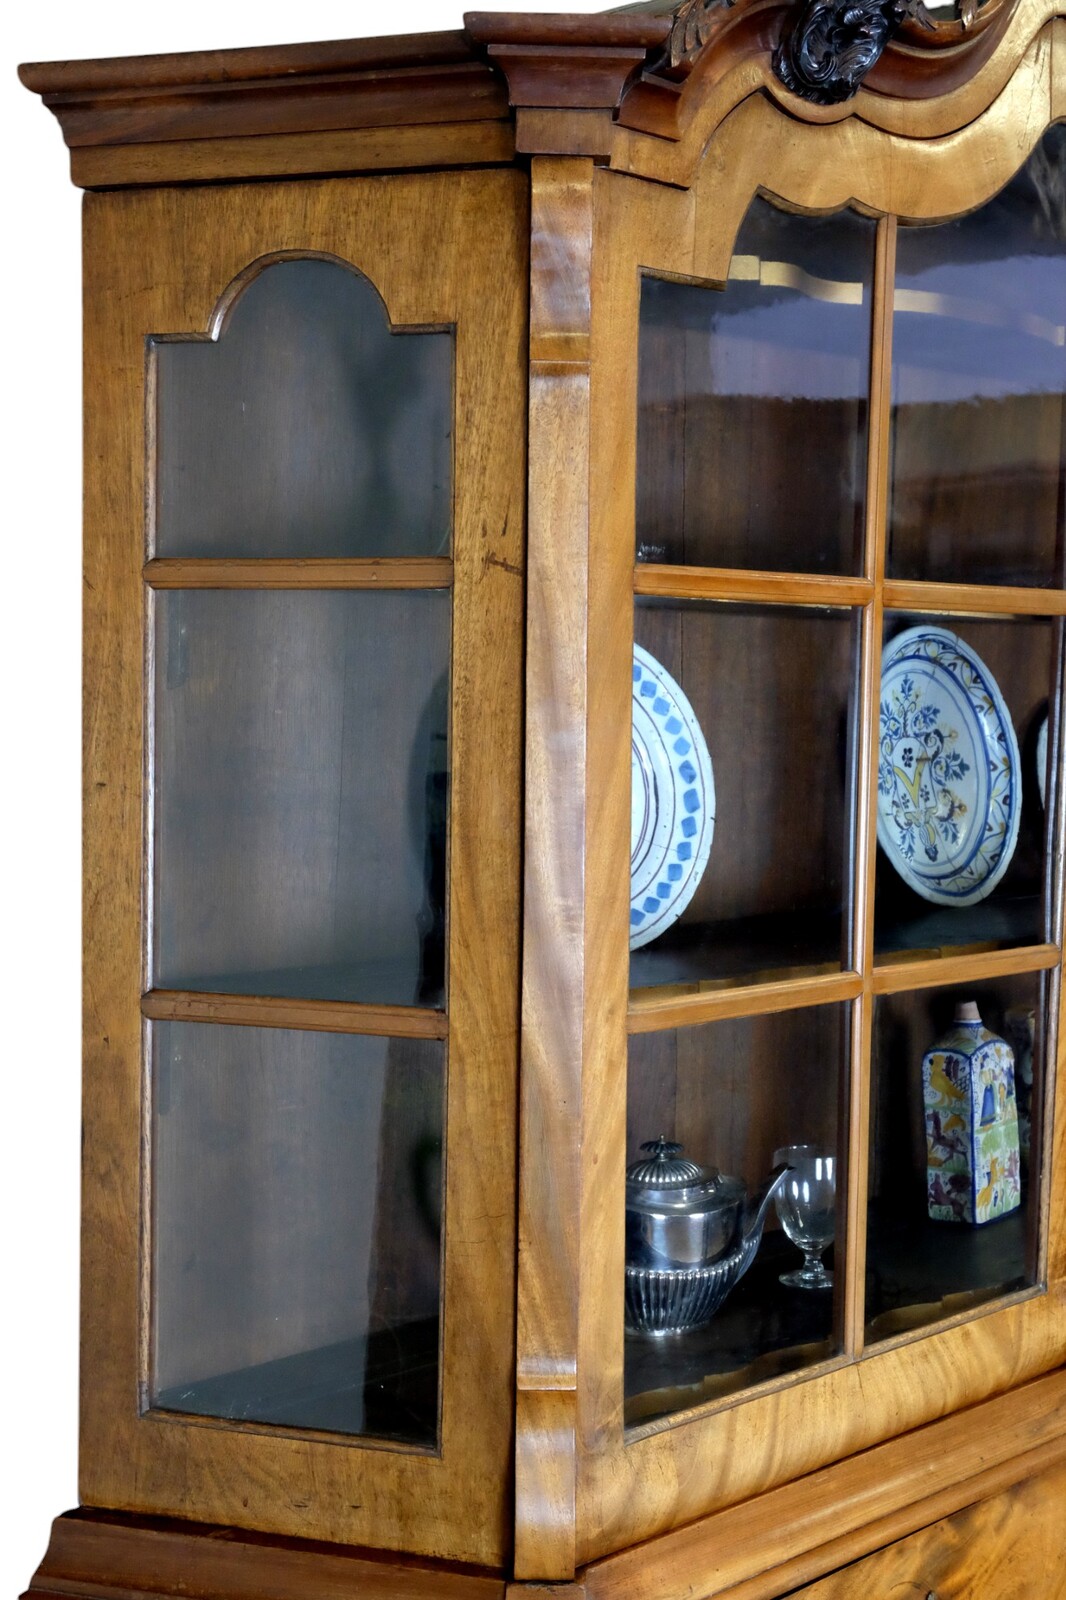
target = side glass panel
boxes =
[626,1005,846,1427]
[153,257,453,559]
[151,1022,443,1446]
[153,588,450,1008]
[636,202,875,575]
[874,612,1059,960]
[630,599,859,991]
[866,973,1049,1343]
[888,128,1066,588]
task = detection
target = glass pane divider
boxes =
[143,556,454,590]
[141,988,449,1040]
[844,213,897,1361]
[633,564,872,610]
[883,579,1066,619]
[626,969,863,1034]
[870,943,1061,997]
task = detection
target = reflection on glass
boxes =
[151,1023,444,1445]
[630,599,858,992]
[874,612,1058,960]
[889,128,1066,587]
[153,589,449,1007]
[625,1006,845,1427]
[866,976,1043,1343]
[636,198,875,574]
[154,257,453,559]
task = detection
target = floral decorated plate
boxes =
[631,645,715,949]
[877,625,1020,907]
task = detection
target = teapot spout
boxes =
[741,1163,791,1248]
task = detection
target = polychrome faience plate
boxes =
[877,625,1020,907]
[631,645,715,950]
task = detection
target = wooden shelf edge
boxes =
[634,566,873,609]
[581,1366,1066,1600]
[144,557,454,590]
[871,941,1061,995]
[141,989,449,1039]
[884,578,1066,618]
[628,971,862,1033]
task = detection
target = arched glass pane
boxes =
[636,198,875,574]
[153,257,453,558]
[889,127,1066,588]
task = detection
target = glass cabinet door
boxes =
[80,171,524,1565]
[622,128,1064,1431]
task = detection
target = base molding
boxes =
[22,1509,507,1600]
[22,1369,1066,1600]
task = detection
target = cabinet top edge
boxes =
[17,28,484,95]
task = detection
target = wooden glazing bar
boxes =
[634,564,872,609]
[141,988,448,1039]
[627,970,863,1033]
[871,942,1061,995]
[844,214,898,1359]
[143,557,454,589]
[883,578,1066,618]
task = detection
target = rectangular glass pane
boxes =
[626,1005,846,1428]
[631,600,858,992]
[153,589,449,1007]
[154,257,453,559]
[875,614,1059,960]
[151,1022,443,1446]
[866,973,1047,1342]
[636,199,875,575]
[888,128,1066,588]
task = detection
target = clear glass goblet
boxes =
[772,1143,835,1291]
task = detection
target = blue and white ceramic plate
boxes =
[631,645,715,949]
[877,626,1020,907]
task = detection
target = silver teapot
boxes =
[625,1137,789,1335]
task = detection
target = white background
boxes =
[1,0,599,1585]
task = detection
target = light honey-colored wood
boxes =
[140,990,449,1039]
[143,557,454,589]
[871,944,1062,995]
[70,120,516,189]
[777,1453,1066,1600]
[515,155,596,1583]
[611,0,1062,188]
[565,56,1066,1564]
[634,566,872,609]
[883,579,1066,617]
[843,213,896,1360]
[628,971,863,1033]
[81,168,526,1568]
[581,1369,1066,1600]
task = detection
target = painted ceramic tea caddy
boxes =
[922,1002,1022,1226]
[624,1138,788,1334]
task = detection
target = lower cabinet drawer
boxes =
[784,1459,1066,1599]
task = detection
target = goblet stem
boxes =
[780,1246,833,1291]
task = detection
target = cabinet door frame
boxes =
[81,168,526,1567]
[515,38,1066,1575]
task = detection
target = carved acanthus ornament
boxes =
[773,0,935,103]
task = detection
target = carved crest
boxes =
[773,0,934,104]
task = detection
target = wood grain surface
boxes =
[80,168,526,1567]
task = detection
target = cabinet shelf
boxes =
[154,1317,439,1447]
[865,1204,1028,1344]
[624,1231,837,1429]
[150,959,445,1013]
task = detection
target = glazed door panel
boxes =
[81,171,525,1565]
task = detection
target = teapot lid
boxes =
[626,1136,710,1188]
[625,1137,745,1216]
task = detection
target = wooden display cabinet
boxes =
[19,2,1066,1597]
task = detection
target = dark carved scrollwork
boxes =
[773,0,935,103]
